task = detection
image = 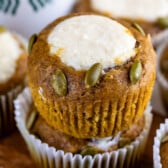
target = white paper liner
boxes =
[14,87,153,168]
[0,84,23,136]
[153,119,168,168]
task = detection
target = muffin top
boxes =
[0,28,27,94]
[91,0,168,22]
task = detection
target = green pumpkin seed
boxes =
[28,34,37,54]
[157,17,168,28]
[52,69,67,96]
[85,63,102,88]
[80,146,99,157]
[118,137,131,148]
[132,23,145,36]
[27,110,38,130]
[130,60,142,84]
[161,135,168,144]
[0,26,6,33]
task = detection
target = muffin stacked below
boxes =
[75,0,168,45]
[15,14,156,168]
[0,27,27,136]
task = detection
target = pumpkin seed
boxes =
[28,34,37,54]
[157,17,168,28]
[85,63,102,88]
[130,60,142,84]
[161,135,168,144]
[81,146,99,157]
[118,137,131,148]
[52,69,67,96]
[0,26,6,33]
[27,110,38,130]
[132,23,145,36]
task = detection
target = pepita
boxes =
[80,146,99,157]
[130,60,142,84]
[0,26,6,33]
[132,23,145,36]
[52,69,67,96]
[27,110,38,130]
[28,34,37,54]
[85,63,102,88]
[157,17,168,28]
[161,135,168,144]
[118,137,131,148]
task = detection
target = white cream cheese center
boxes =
[91,0,168,22]
[0,32,22,83]
[48,15,136,70]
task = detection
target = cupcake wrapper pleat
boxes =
[0,85,23,136]
[15,88,153,168]
[153,119,168,168]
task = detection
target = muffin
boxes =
[28,14,155,138]
[156,39,168,113]
[153,119,168,168]
[0,26,27,136]
[75,0,168,45]
[15,13,155,167]
[15,88,153,168]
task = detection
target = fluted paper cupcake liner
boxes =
[0,84,23,136]
[14,87,153,168]
[153,119,168,168]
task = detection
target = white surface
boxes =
[48,15,136,70]
[91,0,168,22]
[0,0,76,38]
[0,31,22,83]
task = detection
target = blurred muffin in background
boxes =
[156,39,168,114]
[75,0,168,45]
[0,26,27,136]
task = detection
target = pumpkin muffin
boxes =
[28,13,156,139]
[15,13,155,168]
[75,0,168,43]
[15,88,153,168]
[0,26,27,136]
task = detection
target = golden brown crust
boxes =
[28,13,156,138]
[75,0,164,37]
[0,35,27,95]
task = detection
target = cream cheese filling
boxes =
[0,32,22,83]
[91,0,168,22]
[48,15,136,70]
